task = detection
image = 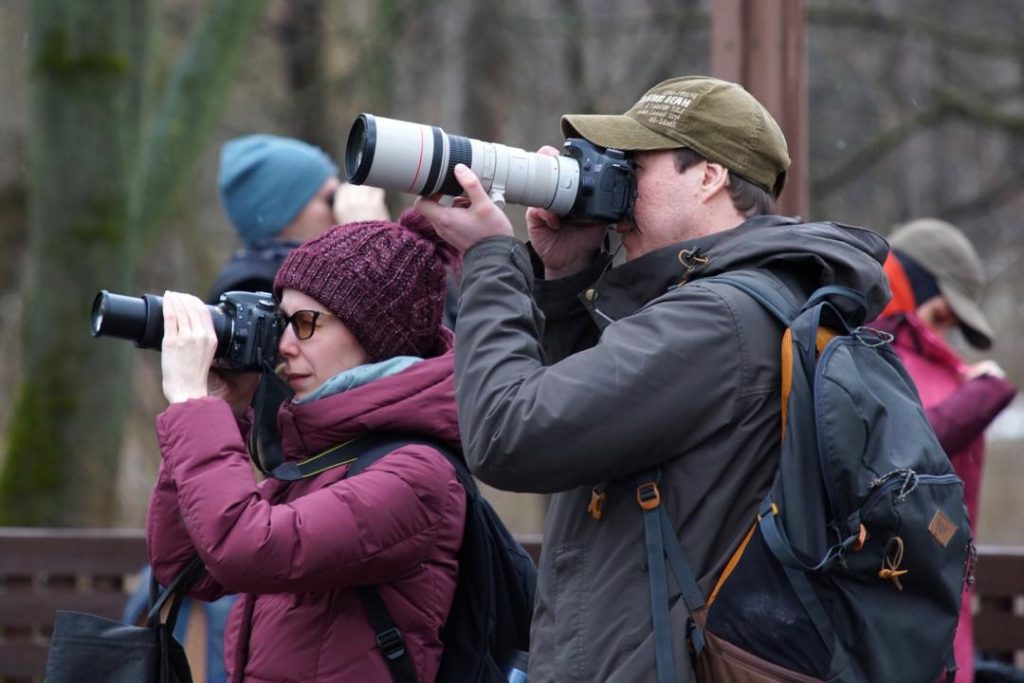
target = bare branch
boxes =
[934,84,1024,136]
[939,174,1024,222]
[811,105,947,198]
[808,3,1024,60]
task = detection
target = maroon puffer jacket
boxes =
[147,341,466,683]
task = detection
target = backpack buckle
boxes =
[851,523,868,552]
[376,627,407,661]
[636,481,661,510]
[588,485,607,520]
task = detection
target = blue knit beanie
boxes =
[218,135,338,245]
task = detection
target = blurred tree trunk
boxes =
[135,0,269,249]
[0,0,266,526]
[365,0,399,115]
[278,0,332,155]
[462,0,508,141]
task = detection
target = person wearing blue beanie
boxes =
[208,135,344,474]
[218,134,340,246]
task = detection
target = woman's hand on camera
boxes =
[414,164,515,252]
[161,292,218,405]
[526,146,606,279]
[208,369,261,418]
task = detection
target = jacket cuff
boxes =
[463,236,533,287]
[531,248,612,320]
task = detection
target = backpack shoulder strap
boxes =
[269,432,460,683]
[635,271,815,683]
[356,586,420,683]
[339,434,462,683]
[707,271,801,326]
[710,272,869,330]
[633,469,707,683]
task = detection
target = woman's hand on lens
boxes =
[333,183,390,223]
[208,369,261,418]
[526,146,606,279]
[161,292,218,405]
[413,164,515,252]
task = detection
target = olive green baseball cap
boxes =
[561,76,791,195]
[889,218,994,349]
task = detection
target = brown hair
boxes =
[672,148,777,217]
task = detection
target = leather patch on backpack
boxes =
[929,510,957,548]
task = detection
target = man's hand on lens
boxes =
[161,292,219,405]
[414,164,515,252]
[526,146,606,280]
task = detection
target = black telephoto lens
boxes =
[91,290,235,358]
[90,290,165,350]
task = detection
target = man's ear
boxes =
[700,162,730,202]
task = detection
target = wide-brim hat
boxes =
[561,76,790,196]
[888,218,994,349]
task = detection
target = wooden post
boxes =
[711,0,808,219]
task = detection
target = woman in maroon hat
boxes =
[146,210,466,682]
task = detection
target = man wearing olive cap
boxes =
[874,218,1016,683]
[417,76,892,682]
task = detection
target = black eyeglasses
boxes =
[277,309,336,340]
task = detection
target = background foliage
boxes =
[0,0,1020,535]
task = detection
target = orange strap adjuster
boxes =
[851,524,868,552]
[587,487,607,520]
[635,481,661,510]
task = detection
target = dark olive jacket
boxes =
[453,215,891,683]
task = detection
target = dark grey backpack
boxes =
[637,272,971,682]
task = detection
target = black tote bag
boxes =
[44,556,204,683]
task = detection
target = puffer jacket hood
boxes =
[277,327,460,460]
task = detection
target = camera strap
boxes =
[266,432,407,482]
[247,363,291,475]
[267,437,360,482]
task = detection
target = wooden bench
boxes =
[0,529,1020,681]
[974,544,1024,669]
[0,528,148,683]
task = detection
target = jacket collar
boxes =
[276,328,460,460]
[585,215,802,326]
[877,312,966,372]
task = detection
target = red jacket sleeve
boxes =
[926,375,1016,455]
[146,460,229,601]
[151,397,464,595]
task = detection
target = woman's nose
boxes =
[278,325,299,356]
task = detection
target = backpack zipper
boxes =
[860,473,962,518]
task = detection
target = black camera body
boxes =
[562,138,636,224]
[90,290,281,372]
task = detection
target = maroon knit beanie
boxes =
[273,209,460,361]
